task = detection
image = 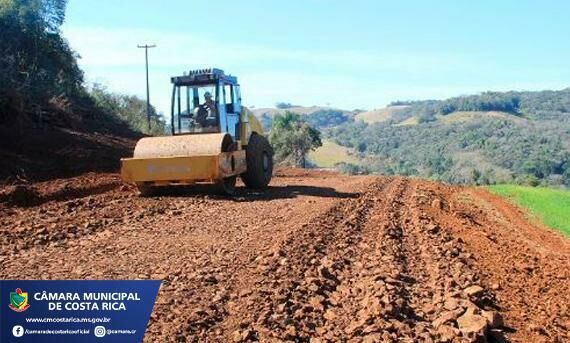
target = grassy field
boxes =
[489,185,570,237]
[308,140,360,168]
[355,106,409,124]
[395,116,419,126]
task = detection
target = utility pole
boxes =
[137,44,156,130]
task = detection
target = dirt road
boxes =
[1,169,568,342]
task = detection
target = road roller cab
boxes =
[170,68,244,140]
[120,68,273,195]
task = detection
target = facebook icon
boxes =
[12,325,24,337]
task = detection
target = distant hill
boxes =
[326,88,570,187]
[382,88,570,123]
[251,90,570,187]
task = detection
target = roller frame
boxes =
[121,150,246,185]
[120,133,246,186]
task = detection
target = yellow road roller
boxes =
[121,68,273,195]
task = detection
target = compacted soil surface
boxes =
[1,169,568,342]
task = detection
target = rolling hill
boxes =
[327,89,570,186]
[258,89,570,187]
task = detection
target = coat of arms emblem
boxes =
[9,288,30,312]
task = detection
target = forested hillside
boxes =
[0,0,165,134]
[326,89,570,187]
[0,0,166,181]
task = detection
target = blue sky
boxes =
[62,0,570,116]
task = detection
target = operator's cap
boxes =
[204,91,212,98]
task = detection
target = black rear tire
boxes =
[241,134,273,189]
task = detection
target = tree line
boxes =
[389,89,570,123]
[328,89,570,187]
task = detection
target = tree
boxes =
[89,84,166,136]
[306,110,351,128]
[275,102,294,109]
[0,0,68,31]
[269,111,322,167]
[0,0,83,124]
[0,0,168,136]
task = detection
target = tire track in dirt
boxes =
[311,178,413,342]
[199,178,392,342]
[142,176,374,342]
[207,178,505,342]
[401,182,504,342]
[310,179,504,342]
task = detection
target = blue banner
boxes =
[0,280,160,342]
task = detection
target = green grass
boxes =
[489,185,570,237]
[308,140,360,168]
